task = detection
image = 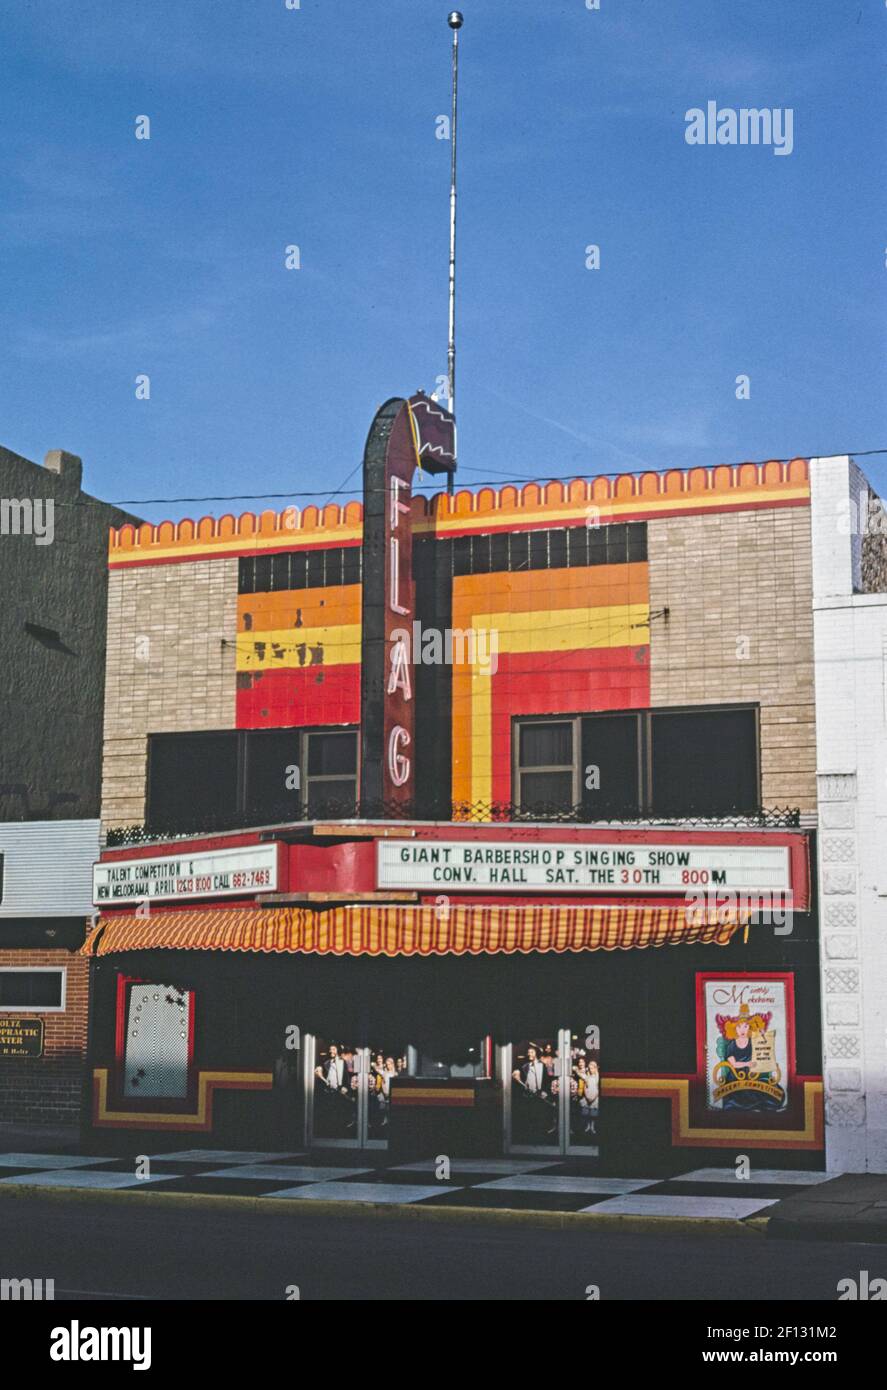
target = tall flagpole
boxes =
[446,11,462,493]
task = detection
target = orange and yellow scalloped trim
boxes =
[110,459,810,568]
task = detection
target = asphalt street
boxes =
[0,1194,884,1301]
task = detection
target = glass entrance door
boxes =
[305,1036,408,1150]
[565,1029,600,1156]
[504,1034,563,1154]
[364,1042,408,1147]
[502,1028,600,1156]
[308,1037,360,1147]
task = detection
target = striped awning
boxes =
[83,903,748,958]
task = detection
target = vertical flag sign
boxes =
[359,393,456,814]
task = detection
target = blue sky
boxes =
[1,0,885,521]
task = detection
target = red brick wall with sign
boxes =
[0,948,89,1126]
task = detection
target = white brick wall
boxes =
[811,455,887,1172]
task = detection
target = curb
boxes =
[0,1180,769,1238]
[767,1217,887,1246]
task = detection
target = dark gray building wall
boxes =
[0,444,138,821]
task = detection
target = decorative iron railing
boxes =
[104,802,802,847]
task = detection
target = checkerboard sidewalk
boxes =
[0,1150,832,1218]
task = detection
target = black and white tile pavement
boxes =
[0,1150,833,1218]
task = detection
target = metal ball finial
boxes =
[448,12,463,29]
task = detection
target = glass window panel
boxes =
[148,733,239,832]
[0,971,63,1008]
[567,526,589,567]
[581,714,640,817]
[471,534,491,574]
[290,550,308,589]
[587,528,607,564]
[529,531,548,569]
[253,555,272,594]
[306,731,358,777]
[606,523,628,563]
[452,535,471,575]
[410,1041,489,1079]
[237,557,255,594]
[244,729,302,823]
[519,770,575,815]
[306,549,325,586]
[509,532,530,573]
[627,522,647,562]
[342,545,361,585]
[270,553,290,592]
[489,532,509,572]
[650,708,759,816]
[519,721,574,768]
[548,529,568,569]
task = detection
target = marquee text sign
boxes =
[93,844,278,905]
[377,840,792,894]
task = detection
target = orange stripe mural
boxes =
[235,584,361,729]
[451,564,650,809]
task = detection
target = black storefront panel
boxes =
[87,912,821,1164]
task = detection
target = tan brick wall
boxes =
[648,506,815,813]
[0,947,89,1123]
[101,559,238,830]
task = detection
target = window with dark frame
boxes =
[449,522,647,576]
[304,730,360,819]
[514,706,760,819]
[649,708,759,816]
[148,732,239,833]
[147,728,358,832]
[0,968,65,1011]
[582,713,642,817]
[515,719,578,815]
[238,545,361,595]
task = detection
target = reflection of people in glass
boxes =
[366,1051,386,1136]
[512,1043,557,1142]
[366,1053,399,1138]
[586,1060,600,1108]
[571,1054,599,1138]
[315,1043,349,1093]
[513,1045,549,1097]
[314,1043,355,1136]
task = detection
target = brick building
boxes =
[83,397,838,1168]
[0,444,135,1128]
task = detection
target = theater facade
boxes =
[85,398,825,1166]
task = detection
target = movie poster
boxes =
[701,977,790,1114]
